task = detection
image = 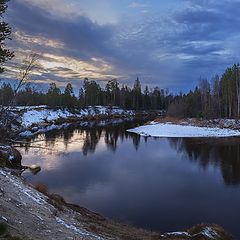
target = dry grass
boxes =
[34,183,48,194]
[0,222,24,240]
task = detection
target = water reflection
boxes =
[168,138,240,185]
[20,122,240,186]
[19,120,142,156]
[18,120,240,238]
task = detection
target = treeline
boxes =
[2,64,240,118]
[0,78,171,110]
[168,64,240,118]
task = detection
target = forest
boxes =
[168,64,240,119]
[0,78,170,110]
[1,63,240,120]
[0,0,240,119]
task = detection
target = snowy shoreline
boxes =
[127,122,240,138]
[11,106,136,137]
[17,106,135,128]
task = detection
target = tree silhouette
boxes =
[0,0,14,73]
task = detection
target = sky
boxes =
[3,0,240,92]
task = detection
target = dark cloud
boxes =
[4,0,240,92]
[7,0,115,61]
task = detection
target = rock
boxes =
[0,151,9,167]
[10,147,22,167]
[29,165,41,175]
[0,146,22,169]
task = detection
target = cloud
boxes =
[13,31,65,49]
[16,0,79,20]
[114,0,240,89]
[128,2,147,9]
[5,0,122,87]
[4,0,240,92]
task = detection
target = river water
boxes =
[20,120,240,238]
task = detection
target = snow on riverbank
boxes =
[19,106,134,128]
[127,122,240,138]
[21,109,74,127]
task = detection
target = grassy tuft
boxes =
[34,183,48,194]
[0,222,7,235]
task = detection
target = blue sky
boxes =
[4,0,240,92]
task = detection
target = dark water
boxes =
[20,120,240,238]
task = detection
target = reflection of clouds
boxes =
[20,129,110,171]
[20,126,240,237]
[22,153,60,171]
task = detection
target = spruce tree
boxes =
[0,0,14,73]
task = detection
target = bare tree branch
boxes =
[0,53,40,129]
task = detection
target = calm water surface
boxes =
[20,120,240,238]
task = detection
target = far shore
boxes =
[127,117,240,138]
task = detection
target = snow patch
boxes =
[19,130,33,137]
[128,123,240,138]
[55,217,103,239]
[1,216,8,222]
[0,170,46,205]
[20,123,71,137]
[20,106,133,128]
[200,227,219,239]
[21,109,75,127]
[161,231,191,237]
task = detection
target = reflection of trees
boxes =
[105,127,119,152]
[168,138,240,185]
[82,128,102,155]
[21,119,148,156]
[44,126,76,150]
[132,134,141,150]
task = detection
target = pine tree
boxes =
[47,83,61,107]
[133,77,142,109]
[0,0,14,73]
[63,83,76,109]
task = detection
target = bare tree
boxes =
[0,53,40,131]
[212,75,221,117]
[4,53,39,109]
[234,64,240,118]
[199,78,211,118]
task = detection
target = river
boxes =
[20,119,240,238]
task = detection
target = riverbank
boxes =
[0,113,235,239]
[0,168,233,240]
[5,105,160,138]
[127,117,240,138]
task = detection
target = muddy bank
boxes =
[0,167,233,240]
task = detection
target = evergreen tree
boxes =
[63,83,76,109]
[83,79,101,106]
[0,0,14,73]
[46,83,61,107]
[143,85,151,109]
[0,82,13,104]
[132,77,142,109]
